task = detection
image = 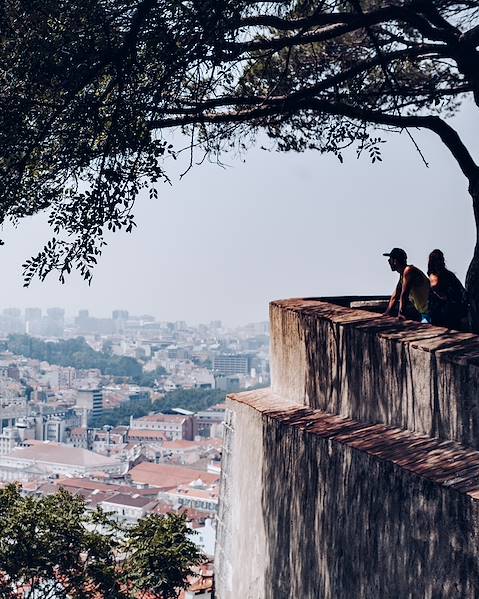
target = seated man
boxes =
[382,247,431,323]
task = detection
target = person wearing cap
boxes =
[383,248,431,323]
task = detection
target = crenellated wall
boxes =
[215,298,479,599]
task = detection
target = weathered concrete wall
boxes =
[215,389,479,599]
[270,299,479,448]
[215,299,479,599]
[215,402,266,596]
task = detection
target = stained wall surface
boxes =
[215,390,479,599]
[270,299,479,448]
[215,299,479,599]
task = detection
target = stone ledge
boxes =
[271,298,479,363]
[229,388,479,499]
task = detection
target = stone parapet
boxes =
[215,299,479,598]
[270,298,479,448]
[215,389,479,599]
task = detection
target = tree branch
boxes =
[163,44,450,116]
[230,5,453,54]
[304,98,479,181]
[461,23,479,47]
[151,97,478,182]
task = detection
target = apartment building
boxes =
[130,413,195,440]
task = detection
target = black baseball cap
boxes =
[382,247,407,262]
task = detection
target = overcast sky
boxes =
[0,104,477,326]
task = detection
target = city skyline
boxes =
[0,105,476,325]
[0,305,267,328]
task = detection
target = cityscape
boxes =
[0,0,477,596]
[0,306,270,597]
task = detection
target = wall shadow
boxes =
[261,416,479,599]
[299,311,479,449]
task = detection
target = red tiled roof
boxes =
[128,462,219,489]
[161,440,200,450]
[70,427,88,436]
[56,478,126,493]
[55,478,159,497]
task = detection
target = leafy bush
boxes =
[0,484,202,599]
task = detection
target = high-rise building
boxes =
[112,310,129,334]
[25,307,42,335]
[43,417,65,443]
[25,308,42,321]
[3,308,21,318]
[47,307,65,320]
[76,388,103,419]
[1,308,23,334]
[212,354,250,376]
[44,307,65,337]
[112,310,129,320]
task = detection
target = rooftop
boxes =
[161,440,201,450]
[101,492,157,509]
[127,429,168,440]
[6,443,120,468]
[129,462,219,489]
[135,414,187,423]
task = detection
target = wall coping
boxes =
[228,388,479,500]
[271,298,479,366]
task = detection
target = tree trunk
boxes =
[465,176,479,333]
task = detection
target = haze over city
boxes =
[0,105,477,325]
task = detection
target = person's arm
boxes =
[429,273,447,300]
[384,280,401,316]
[398,266,413,318]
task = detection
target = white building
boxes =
[191,518,216,557]
[99,493,158,524]
[42,367,76,390]
[0,427,20,456]
[130,414,195,440]
[163,479,219,514]
[0,397,29,430]
[154,440,202,465]
[0,441,126,482]
[43,417,65,443]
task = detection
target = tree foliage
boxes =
[125,513,203,599]
[0,484,123,598]
[90,397,156,427]
[1,0,479,308]
[7,334,143,378]
[0,484,202,599]
[135,366,168,388]
[159,388,226,413]
[91,388,225,427]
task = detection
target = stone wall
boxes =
[215,298,479,599]
[216,390,479,599]
[270,299,479,448]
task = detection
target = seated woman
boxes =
[428,249,469,330]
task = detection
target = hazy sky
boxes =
[1,104,477,326]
